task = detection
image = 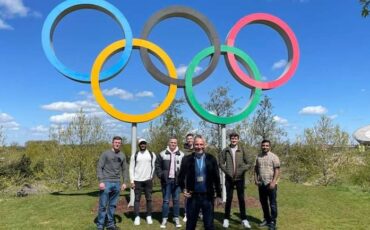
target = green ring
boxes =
[185,45,262,124]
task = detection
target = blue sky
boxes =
[0,0,369,145]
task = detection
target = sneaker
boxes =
[268,221,276,230]
[174,217,182,228]
[183,215,187,222]
[223,219,229,228]
[259,219,268,227]
[146,216,153,225]
[242,219,251,229]
[134,216,140,225]
[160,218,168,229]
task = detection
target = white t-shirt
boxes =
[129,150,156,183]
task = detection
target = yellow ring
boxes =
[91,39,177,123]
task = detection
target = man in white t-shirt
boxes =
[129,138,156,226]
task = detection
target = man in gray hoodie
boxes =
[96,136,129,230]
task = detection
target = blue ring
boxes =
[41,0,133,83]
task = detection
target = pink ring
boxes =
[226,13,300,90]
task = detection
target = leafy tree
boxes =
[147,98,192,154]
[0,125,5,150]
[361,0,370,17]
[199,86,239,152]
[49,110,109,189]
[249,96,287,146]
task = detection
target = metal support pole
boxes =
[221,124,227,203]
[128,123,137,207]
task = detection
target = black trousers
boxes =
[224,177,247,220]
[134,180,153,216]
[258,184,278,223]
[186,193,214,230]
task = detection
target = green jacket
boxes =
[218,145,250,180]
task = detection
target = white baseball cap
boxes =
[138,138,147,144]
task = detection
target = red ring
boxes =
[226,13,299,90]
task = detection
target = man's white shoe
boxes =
[242,219,251,229]
[146,216,153,225]
[134,216,140,225]
[223,219,229,228]
[174,217,182,228]
[160,218,167,229]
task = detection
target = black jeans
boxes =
[134,180,153,216]
[224,177,247,220]
[258,184,278,224]
[186,193,214,230]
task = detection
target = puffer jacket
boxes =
[155,147,185,185]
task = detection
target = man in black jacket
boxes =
[178,135,222,230]
[155,137,185,228]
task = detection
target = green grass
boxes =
[0,180,369,230]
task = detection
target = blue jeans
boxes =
[186,193,214,230]
[97,182,121,229]
[162,179,181,218]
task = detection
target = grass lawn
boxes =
[0,180,369,230]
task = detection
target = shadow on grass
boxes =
[50,190,100,197]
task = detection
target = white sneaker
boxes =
[242,219,251,229]
[160,218,167,229]
[183,215,187,222]
[134,216,140,225]
[174,217,182,228]
[146,216,153,225]
[223,219,229,228]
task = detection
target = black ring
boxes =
[140,6,221,88]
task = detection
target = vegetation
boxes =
[0,180,369,229]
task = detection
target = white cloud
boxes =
[103,87,134,100]
[0,0,40,30]
[299,106,327,115]
[273,115,288,125]
[30,125,48,133]
[0,113,20,130]
[176,64,203,78]
[272,59,287,70]
[41,100,99,112]
[0,18,11,29]
[50,113,77,123]
[0,112,13,122]
[152,103,160,108]
[329,114,338,120]
[0,0,29,18]
[136,91,154,98]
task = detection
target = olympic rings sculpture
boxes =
[42,1,299,124]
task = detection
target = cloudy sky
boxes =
[0,0,369,145]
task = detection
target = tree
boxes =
[147,98,192,153]
[49,109,109,189]
[298,115,350,185]
[361,0,370,17]
[249,96,287,146]
[0,125,5,150]
[199,86,239,152]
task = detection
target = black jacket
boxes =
[178,152,222,199]
[155,148,185,185]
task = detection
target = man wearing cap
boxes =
[129,138,156,226]
[155,137,185,228]
[218,132,251,229]
[96,136,128,230]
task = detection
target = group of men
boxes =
[96,133,280,230]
